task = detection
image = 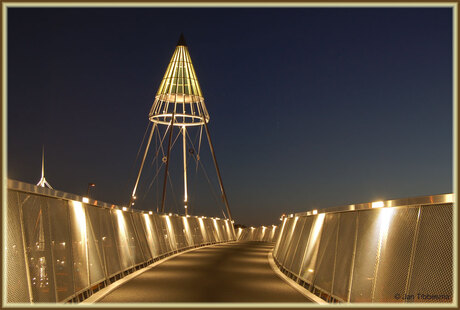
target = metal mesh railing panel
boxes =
[173,217,187,249]
[372,206,419,302]
[261,228,270,242]
[189,217,203,245]
[161,216,176,252]
[48,198,74,301]
[273,219,288,257]
[290,216,313,276]
[349,210,381,302]
[219,222,226,241]
[98,208,121,277]
[237,229,247,241]
[124,213,145,265]
[213,220,224,241]
[331,211,357,301]
[152,214,169,254]
[407,204,453,302]
[85,205,106,286]
[7,191,31,303]
[275,218,296,264]
[110,210,134,271]
[284,217,307,272]
[198,218,209,243]
[272,224,281,244]
[143,214,162,258]
[313,213,339,293]
[299,214,325,283]
[255,227,263,241]
[69,201,89,294]
[222,222,231,241]
[205,220,217,242]
[22,194,57,302]
[182,218,194,247]
[131,213,151,261]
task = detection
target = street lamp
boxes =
[86,183,96,197]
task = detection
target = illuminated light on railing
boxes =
[122,207,128,211]
[372,201,385,209]
[149,211,153,215]
[289,214,294,218]
[182,216,193,246]
[165,216,174,233]
[251,227,255,229]
[308,269,314,273]
[133,196,137,200]
[312,209,318,215]
[82,197,89,203]
[213,218,222,239]
[379,207,394,236]
[169,213,173,216]
[71,201,87,259]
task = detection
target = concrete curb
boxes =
[267,250,328,305]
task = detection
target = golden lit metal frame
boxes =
[149,44,210,127]
[129,35,233,226]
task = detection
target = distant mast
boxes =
[37,146,53,189]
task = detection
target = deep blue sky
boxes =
[7,7,453,226]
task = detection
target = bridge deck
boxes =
[97,241,311,303]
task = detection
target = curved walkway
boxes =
[97,241,312,303]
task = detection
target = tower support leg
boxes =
[183,126,188,215]
[129,123,156,208]
[203,120,233,225]
[160,111,176,213]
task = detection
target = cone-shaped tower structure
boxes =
[149,34,210,127]
[130,34,233,227]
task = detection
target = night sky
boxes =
[7,7,453,226]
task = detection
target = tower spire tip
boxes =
[177,33,187,46]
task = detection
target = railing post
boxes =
[18,195,34,303]
[330,213,340,299]
[347,212,359,302]
[404,206,422,302]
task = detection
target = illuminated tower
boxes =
[130,34,233,223]
[36,146,53,189]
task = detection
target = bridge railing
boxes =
[236,225,280,242]
[5,179,235,304]
[272,194,454,303]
